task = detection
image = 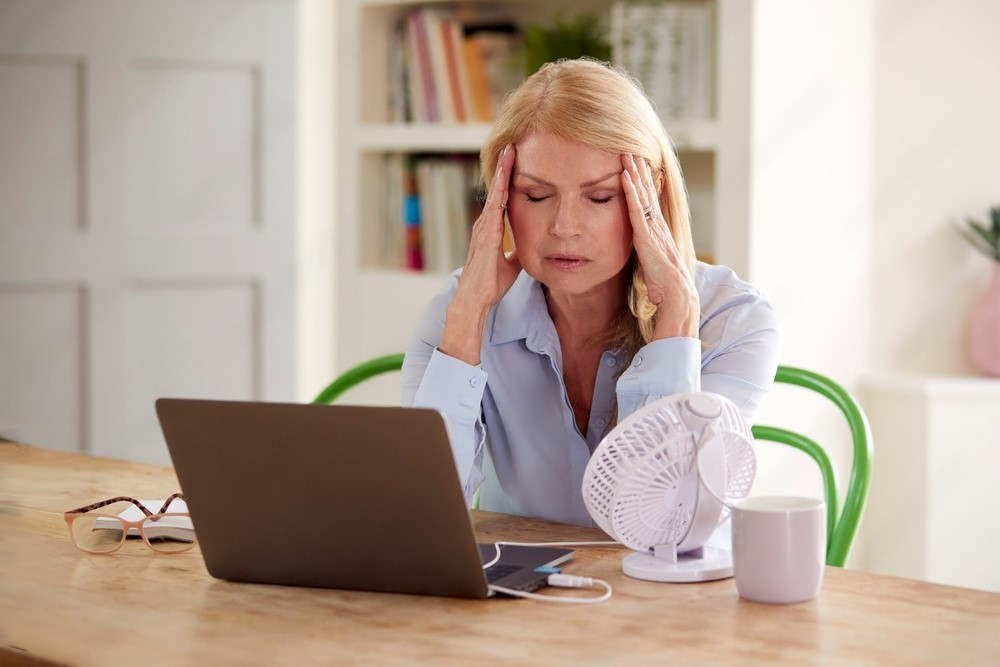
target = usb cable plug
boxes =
[547,573,594,588]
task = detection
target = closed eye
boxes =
[589,195,614,204]
[525,194,550,203]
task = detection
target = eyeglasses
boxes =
[63,493,196,554]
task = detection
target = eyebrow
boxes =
[515,170,621,189]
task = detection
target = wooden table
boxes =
[2,443,998,666]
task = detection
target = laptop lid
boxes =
[155,399,572,599]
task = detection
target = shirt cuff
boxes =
[412,348,488,425]
[616,338,702,415]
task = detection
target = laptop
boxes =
[155,399,574,599]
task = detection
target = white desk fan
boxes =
[582,392,756,582]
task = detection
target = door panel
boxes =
[0,0,295,462]
[0,286,85,450]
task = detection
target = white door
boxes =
[0,0,296,464]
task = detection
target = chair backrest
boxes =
[311,353,405,404]
[314,356,873,566]
[751,365,873,567]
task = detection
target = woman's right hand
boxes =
[438,143,521,364]
[461,143,521,307]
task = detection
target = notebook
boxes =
[155,399,574,599]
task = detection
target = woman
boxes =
[402,59,780,525]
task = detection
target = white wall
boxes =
[749,0,873,376]
[873,0,1000,376]
[296,0,338,401]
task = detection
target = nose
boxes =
[548,199,583,239]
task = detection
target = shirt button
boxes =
[469,377,480,388]
[633,356,643,367]
[605,357,617,367]
[596,417,607,429]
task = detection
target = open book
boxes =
[92,499,195,542]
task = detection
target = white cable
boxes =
[489,576,613,604]
[481,540,618,603]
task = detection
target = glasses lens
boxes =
[142,514,196,553]
[71,514,127,553]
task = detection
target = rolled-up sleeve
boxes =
[616,337,702,417]
[615,264,781,425]
[699,296,781,423]
[402,273,488,503]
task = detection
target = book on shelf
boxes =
[464,24,521,121]
[392,7,522,124]
[398,18,422,122]
[418,156,481,273]
[381,153,406,268]
[403,155,424,270]
[387,19,410,123]
[415,159,440,270]
[382,154,481,273]
[462,33,493,122]
[423,8,457,123]
[610,0,715,119]
[442,17,474,123]
[406,9,439,122]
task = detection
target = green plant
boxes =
[956,206,1000,262]
[521,12,611,76]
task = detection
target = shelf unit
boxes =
[335,0,749,394]
[859,375,1000,591]
[354,119,721,152]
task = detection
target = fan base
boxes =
[622,547,734,583]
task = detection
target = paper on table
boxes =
[91,499,194,542]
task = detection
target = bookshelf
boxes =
[335,0,746,393]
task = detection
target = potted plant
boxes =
[521,12,611,76]
[955,206,1000,376]
[956,206,1000,261]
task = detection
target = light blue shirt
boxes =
[402,262,781,526]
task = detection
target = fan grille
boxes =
[582,393,755,552]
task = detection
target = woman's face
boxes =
[507,133,634,302]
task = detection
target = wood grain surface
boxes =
[1,443,997,666]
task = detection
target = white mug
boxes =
[731,495,826,604]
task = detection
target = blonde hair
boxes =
[480,58,695,356]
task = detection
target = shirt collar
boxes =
[489,263,716,360]
[491,271,557,353]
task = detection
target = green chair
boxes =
[313,357,873,566]
[751,365,873,567]
[312,353,407,404]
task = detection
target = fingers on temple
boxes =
[488,144,514,210]
[639,156,657,194]
[621,159,651,245]
[627,154,655,215]
[639,155,657,206]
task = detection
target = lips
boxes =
[546,254,589,270]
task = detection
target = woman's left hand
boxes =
[620,153,699,339]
